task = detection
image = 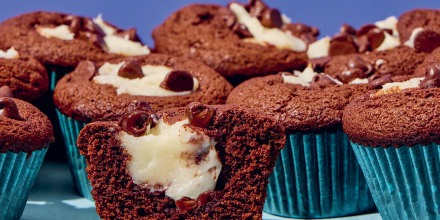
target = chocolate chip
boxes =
[382,28,393,35]
[127,100,154,114]
[0,98,22,120]
[367,28,385,50]
[247,0,269,19]
[83,18,105,36]
[328,33,357,56]
[300,33,316,44]
[260,8,283,29]
[118,110,154,137]
[0,86,13,98]
[75,60,97,81]
[340,24,356,35]
[311,75,337,88]
[65,15,81,34]
[420,63,440,89]
[356,24,377,37]
[310,57,332,73]
[196,191,216,207]
[160,70,194,92]
[175,197,196,211]
[368,76,393,90]
[356,35,370,53]
[115,28,140,42]
[185,102,215,128]
[232,23,253,38]
[413,29,440,53]
[89,34,108,51]
[118,59,144,79]
[335,68,365,84]
[348,56,374,76]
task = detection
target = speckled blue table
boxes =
[22,162,382,220]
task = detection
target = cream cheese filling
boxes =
[119,119,222,200]
[307,36,330,59]
[0,47,19,59]
[36,25,74,40]
[93,62,199,96]
[229,3,306,52]
[404,27,424,48]
[282,65,342,86]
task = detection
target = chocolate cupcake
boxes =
[226,70,376,218]
[53,54,232,199]
[153,0,314,82]
[344,63,440,220]
[0,47,49,101]
[0,89,54,219]
[77,103,285,219]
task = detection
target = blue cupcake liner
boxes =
[351,142,440,220]
[264,129,376,218]
[50,70,69,91]
[56,109,92,200]
[0,148,48,220]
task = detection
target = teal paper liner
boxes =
[50,70,67,91]
[56,109,92,200]
[264,129,375,218]
[351,142,440,220]
[0,148,48,220]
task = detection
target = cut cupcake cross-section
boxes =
[77,102,285,219]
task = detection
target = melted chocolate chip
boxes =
[340,24,356,35]
[356,24,377,37]
[328,33,357,56]
[0,86,13,98]
[0,98,22,120]
[368,76,393,90]
[413,29,440,53]
[185,102,215,128]
[160,70,194,92]
[335,68,365,84]
[311,75,337,88]
[75,60,97,81]
[115,28,141,42]
[420,63,440,89]
[232,23,253,38]
[127,100,154,114]
[175,197,196,211]
[196,191,216,207]
[367,28,386,50]
[310,57,332,73]
[118,59,144,79]
[260,8,283,28]
[118,111,154,137]
[348,56,374,76]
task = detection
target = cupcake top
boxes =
[0,47,49,101]
[343,63,440,147]
[414,46,440,76]
[397,9,440,52]
[0,11,150,69]
[226,72,368,132]
[152,0,312,78]
[0,92,54,153]
[54,54,233,123]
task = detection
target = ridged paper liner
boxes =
[50,70,68,91]
[0,148,48,220]
[264,129,375,218]
[351,142,440,220]
[56,109,92,200]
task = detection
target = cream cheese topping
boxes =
[349,78,369,84]
[36,25,74,40]
[93,62,199,96]
[119,119,222,200]
[229,3,306,52]
[375,16,399,36]
[307,36,330,58]
[404,27,424,48]
[381,77,424,91]
[0,47,19,59]
[93,14,116,36]
[376,32,400,51]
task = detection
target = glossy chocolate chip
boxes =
[89,34,108,51]
[196,191,216,207]
[367,28,385,50]
[310,57,332,73]
[115,28,141,42]
[175,197,196,211]
[260,8,283,29]
[368,76,393,90]
[311,75,337,88]
[335,68,365,84]
[340,24,356,35]
[118,59,144,79]
[413,29,440,53]
[160,70,194,92]
[127,100,154,114]
[0,98,22,120]
[247,0,268,19]
[233,23,253,38]
[185,102,215,128]
[356,35,370,53]
[0,86,13,98]
[75,60,97,81]
[118,110,154,137]
[357,24,377,37]
[420,63,440,89]
[348,56,374,76]
[328,33,357,56]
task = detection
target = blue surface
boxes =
[0,0,439,47]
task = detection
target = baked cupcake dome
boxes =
[77,103,285,219]
[153,1,311,78]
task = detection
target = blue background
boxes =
[1,0,439,47]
